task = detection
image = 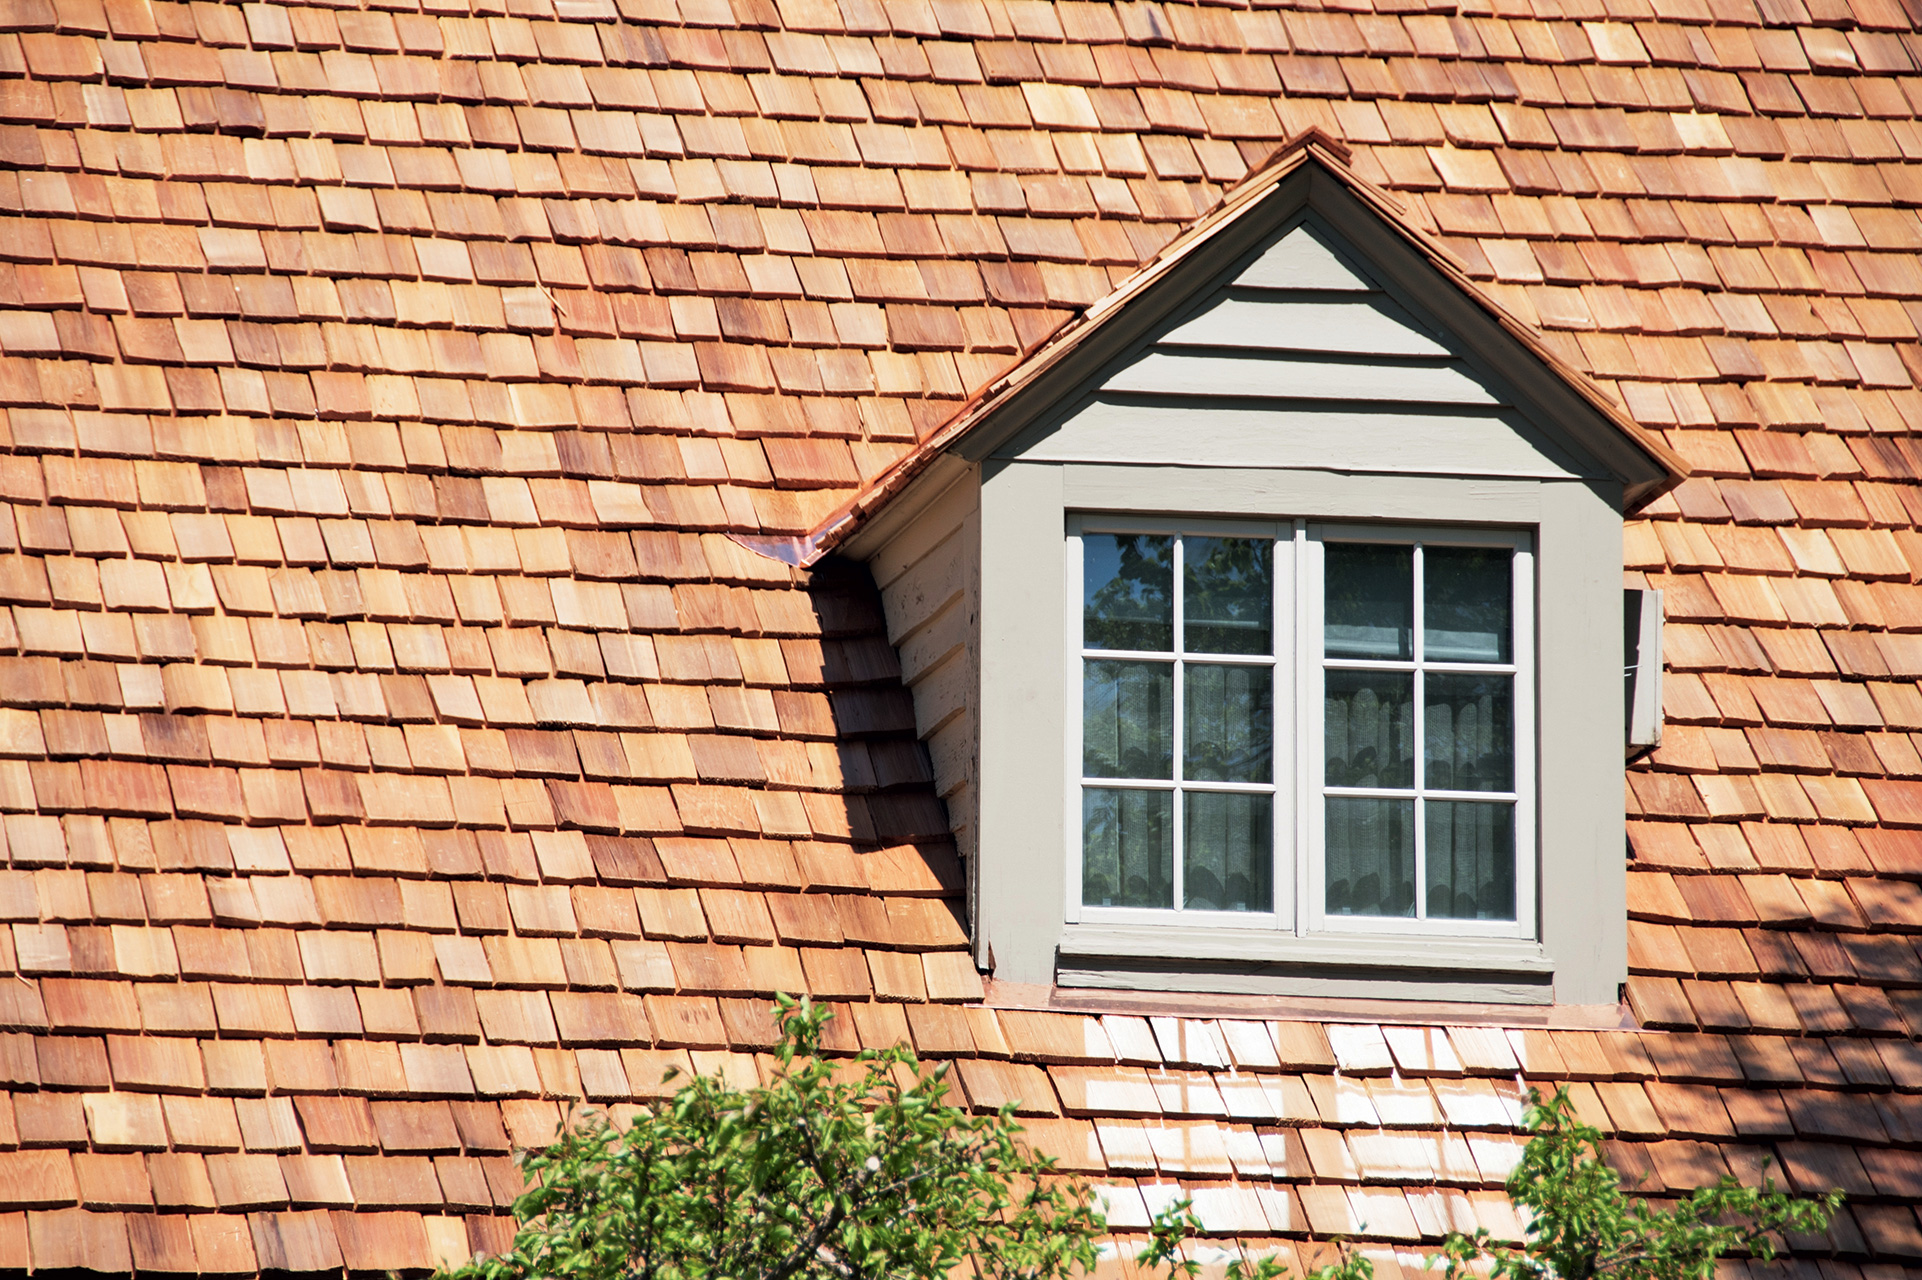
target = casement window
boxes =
[1071,520,1534,940]
[1076,521,1289,922]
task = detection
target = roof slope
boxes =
[0,0,1920,1271]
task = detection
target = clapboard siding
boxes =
[1104,351,1501,404]
[906,646,971,741]
[880,527,969,647]
[897,594,969,693]
[994,216,1607,483]
[1009,399,1590,478]
[866,472,981,880]
[1235,223,1375,290]
[1160,294,1450,357]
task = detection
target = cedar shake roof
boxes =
[0,0,1920,1271]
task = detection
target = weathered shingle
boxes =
[0,0,1920,1270]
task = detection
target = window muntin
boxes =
[1071,519,1534,940]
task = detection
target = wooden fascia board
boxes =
[955,158,1685,503]
[837,452,972,562]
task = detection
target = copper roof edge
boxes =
[733,129,1690,569]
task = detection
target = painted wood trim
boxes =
[1054,961,1555,1004]
[842,452,974,568]
[1104,351,1502,405]
[950,171,1322,465]
[1057,925,1553,971]
[977,459,1068,982]
[1011,400,1592,480]
[1626,588,1665,752]
[945,171,1674,506]
[1059,466,1548,522]
[1159,295,1451,357]
[1305,173,1670,503]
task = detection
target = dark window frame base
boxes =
[983,975,1636,1030]
[1053,923,1564,1007]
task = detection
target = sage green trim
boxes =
[948,174,1670,506]
[976,459,1068,979]
[1534,478,1628,1006]
[1057,925,1554,972]
[1626,588,1666,753]
[1060,466,1545,522]
[1306,172,1669,505]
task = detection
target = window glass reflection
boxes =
[1425,547,1512,663]
[1084,660,1173,779]
[1185,793,1272,912]
[1324,670,1414,788]
[1085,535,1172,651]
[1325,543,1411,660]
[1185,537,1272,655]
[1185,664,1272,784]
[1084,789,1173,908]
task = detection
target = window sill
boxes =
[1055,925,1556,1004]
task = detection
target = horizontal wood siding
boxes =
[1158,295,1451,358]
[1010,400,1588,478]
[995,216,1604,482]
[868,473,981,888]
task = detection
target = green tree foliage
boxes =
[447,996,1104,1280]
[444,1001,1836,1280]
[1437,1087,1840,1280]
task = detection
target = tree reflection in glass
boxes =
[1085,535,1172,652]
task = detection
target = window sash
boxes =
[1066,516,1534,941]
[1306,525,1535,939]
[1075,525,1288,920]
[1070,517,1293,926]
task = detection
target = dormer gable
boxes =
[826,137,1688,1006]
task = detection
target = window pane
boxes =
[1084,660,1173,778]
[1185,664,1272,783]
[1325,543,1412,660]
[1086,534,1173,651]
[1424,546,1512,663]
[1324,670,1414,788]
[1184,792,1272,912]
[1425,673,1513,792]
[1426,801,1515,920]
[1184,537,1272,655]
[1083,788,1173,908]
[1325,797,1414,916]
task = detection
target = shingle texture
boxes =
[1,0,1921,1270]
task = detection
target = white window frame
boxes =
[1065,514,1296,930]
[1304,524,1536,941]
[1065,515,1535,943]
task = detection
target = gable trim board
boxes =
[988,213,1596,481]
